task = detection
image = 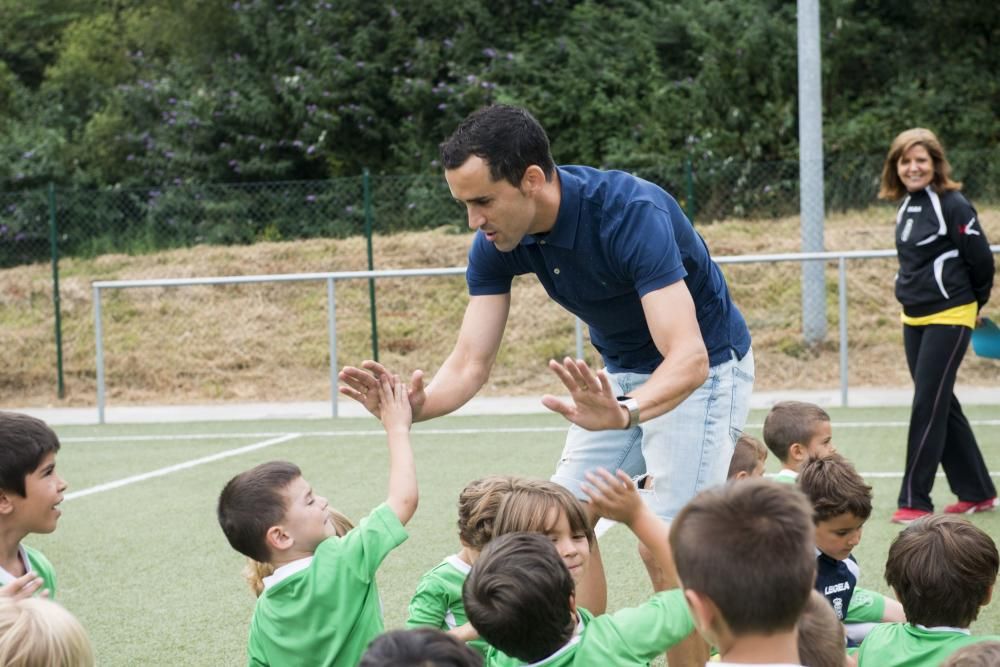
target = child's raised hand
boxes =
[0,572,48,600]
[581,468,642,525]
[378,374,412,434]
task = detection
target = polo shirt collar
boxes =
[522,166,580,250]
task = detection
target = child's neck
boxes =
[457,545,478,565]
[721,628,799,664]
[0,525,28,576]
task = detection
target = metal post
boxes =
[684,157,696,221]
[47,183,65,399]
[797,0,827,344]
[575,317,584,361]
[363,169,379,361]
[327,277,338,418]
[838,257,848,407]
[94,286,106,424]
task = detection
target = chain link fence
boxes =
[1,151,997,406]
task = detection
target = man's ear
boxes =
[265,525,293,554]
[520,165,547,195]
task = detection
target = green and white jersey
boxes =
[0,544,56,599]
[856,623,1000,666]
[406,554,488,656]
[485,588,694,666]
[247,503,408,667]
[773,468,798,484]
[844,586,886,624]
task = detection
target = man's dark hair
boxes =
[463,532,574,663]
[798,453,873,523]
[0,412,61,497]
[440,105,556,186]
[670,479,816,634]
[885,515,998,628]
[360,628,483,667]
[217,461,302,563]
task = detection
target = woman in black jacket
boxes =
[878,128,996,524]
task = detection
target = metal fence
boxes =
[89,247,1000,424]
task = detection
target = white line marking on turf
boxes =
[63,433,301,501]
[53,419,1000,444]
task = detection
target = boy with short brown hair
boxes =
[857,515,1000,666]
[799,453,904,644]
[670,479,816,664]
[727,433,768,481]
[762,401,835,482]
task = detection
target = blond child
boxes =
[217,375,417,667]
[407,476,520,655]
[463,469,693,665]
[727,433,768,480]
[762,401,835,482]
[0,596,95,667]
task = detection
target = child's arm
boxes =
[880,595,905,622]
[448,622,480,643]
[379,374,418,525]
[582,468,676,583]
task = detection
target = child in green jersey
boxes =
[671,479,816,665]
[464,468,694,666]
[762,401,836,483]
[0,412,67,600]
[856,515,1000,667]
[0,596,94,666]
[407,476,520,655]
[217,375,418,667]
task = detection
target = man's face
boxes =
[8,452,67,534]
[445,156,538,252]
[280,476,337,554]
[815,512,864,561]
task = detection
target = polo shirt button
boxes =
[553,268,560,275]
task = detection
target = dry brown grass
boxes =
[1,206,997,407]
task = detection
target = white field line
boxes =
[63,433,301,502]
[54,419,1000,444]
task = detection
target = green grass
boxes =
[27,407,1000,666]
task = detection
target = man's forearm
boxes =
[627,348,708,424]
[416,355,491,421]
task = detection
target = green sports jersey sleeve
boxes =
[845,586,886,623]
[246,503,408,667]
[24,545,56,599]
[582,589,694,662]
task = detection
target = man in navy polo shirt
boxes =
[340,105,753,655]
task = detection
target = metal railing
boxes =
[91,247,999,424]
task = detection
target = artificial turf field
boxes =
[30,405,1000,666]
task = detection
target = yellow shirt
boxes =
[900,301,977,328]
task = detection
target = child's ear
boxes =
[0,490,14,515]
[265,525,294,553]
[789,443,806,462]
[733,471,749,481]
[983,584,994,607]
[683,589,715,632]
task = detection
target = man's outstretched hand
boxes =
[541,357,629,431]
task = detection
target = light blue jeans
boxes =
[551,348,755,521]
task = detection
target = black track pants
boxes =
[898,324,996,511]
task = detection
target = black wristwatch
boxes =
[616,396,640,429]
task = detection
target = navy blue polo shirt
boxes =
[466,165,750,373]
